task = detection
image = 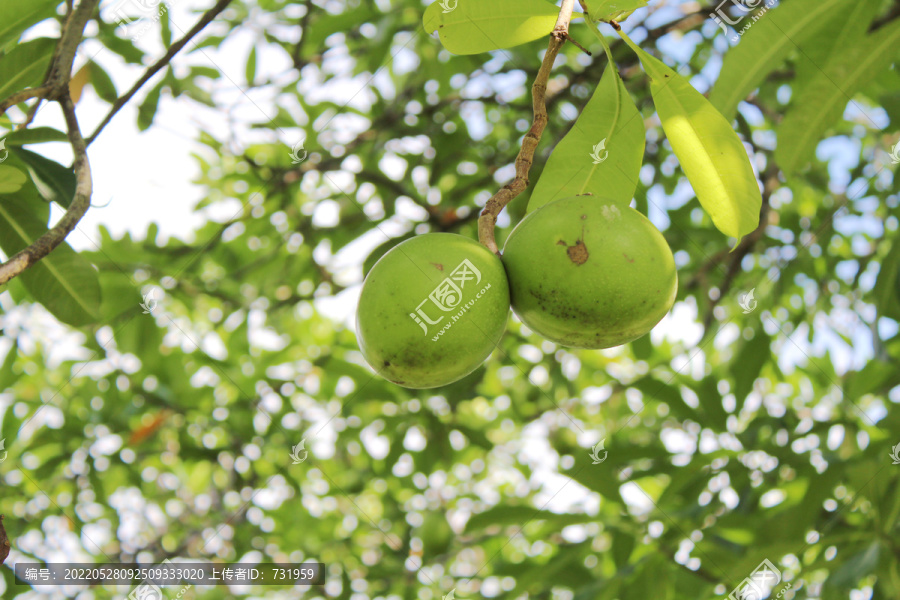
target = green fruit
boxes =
[356,233,510,388]
[501,196,677,349]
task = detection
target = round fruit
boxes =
[356,233,510,388]
[501,196,677,349]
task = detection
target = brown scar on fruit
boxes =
[623,253,635,263]
[557,225,589,266]
[431,262,444,271]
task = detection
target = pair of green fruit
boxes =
[356,196,678,388]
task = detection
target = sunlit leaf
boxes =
[529,62,644,210]
[0,0,59,50]
[0,164,27,193]
[423,0,563,55]
[623,40,761,243]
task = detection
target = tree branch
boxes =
[0,515,10,565]
[0,0,98,285]
[0,94,92,284]
[86,0,235,146]
[0,87,49,117]
[477,0,576,254]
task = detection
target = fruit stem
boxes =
[477,0,576,255]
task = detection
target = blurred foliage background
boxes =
[1,0,900,598]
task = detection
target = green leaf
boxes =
[15,146,76,208]
[160,1,172,47]
[528,62,644,211]
[0,37,57,103]
[708,0,845,120]
[2,126,68,145]
[465,505,591,534]
[732,329,771,408]
[0,0,59,50]
[873,231,900,322]
[138,78,165,131]
[586,0,647,22]
[0,194,101,326]
[622,37,761,243]
[0,164,27,193]
[775,18,900,176]
[822,541,881,599]
[0,340,17,391]
[246,45,257,86]
[844,359,900,402]
[87,60,119,104]
[423,0,561,55]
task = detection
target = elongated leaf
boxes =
[822,541,881,599]
[872,231,900,322]
[0,37,56,103]
[708,0,845,120]
[529,62,644,211]
[423,0,562,55]
[3,126,68,145]
[15,146,76,209]
[0,194,101,326]
[587,0,647,22]
[776,19,900,176]
[138,78,165,131]
[625,41,761,243]
[0,165,27,193]
[0,0,59,50]
[792,0,880,90]
[87,61,118,104]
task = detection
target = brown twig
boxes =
[0,93,93,285]
[477,0,576,254]
[0,87,49,117]
[86,0,235,146]
[0,0,98,286]
[0,515,10,565]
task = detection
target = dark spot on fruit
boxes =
[581,214,587,220]
[384,360,391,367]
[432,262,444,271]
[567,241,589,265]
[623,253,634,263]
